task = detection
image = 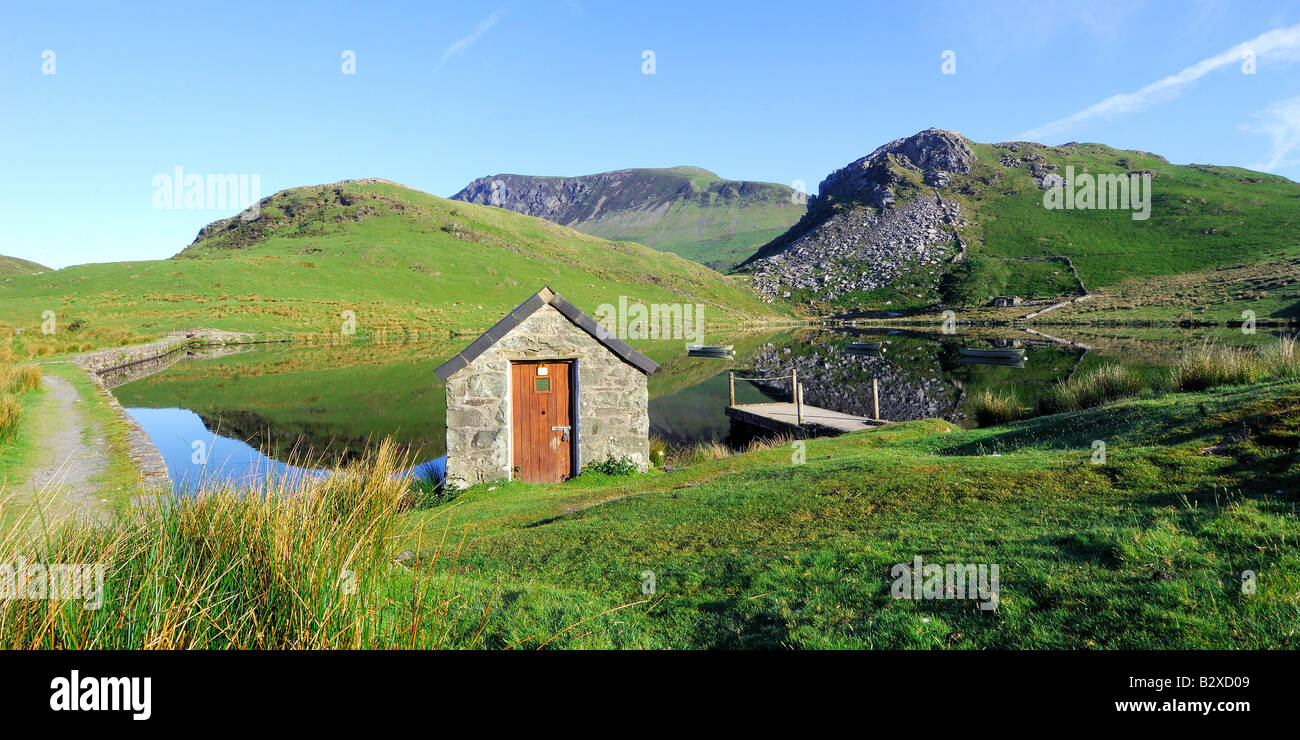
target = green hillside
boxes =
[0,255,49,277]
[741,130,1300,315]
[0,180,786,359]
[966,142,1300,292]
[452,167,805,270]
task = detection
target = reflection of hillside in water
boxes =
[97,345,260,389]
[747,332,965,422]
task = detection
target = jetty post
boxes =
[728,371,735,406]
[792,368,802,425]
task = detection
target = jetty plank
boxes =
[725,402,884,436]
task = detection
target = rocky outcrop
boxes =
[749,190,965,302]
[739,129,973,302]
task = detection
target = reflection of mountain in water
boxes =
[747,334,964,422]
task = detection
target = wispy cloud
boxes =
[438,8,506,69]
[1242,95,1300,171]
[1019,23,1300,141]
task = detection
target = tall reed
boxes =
[1168,337,1298,392]
[1036,363,1144,416]
[969,389,1026,427]
[0,440,459,649]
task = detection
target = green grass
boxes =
[963,142,1300,294]
[387,379,1299,648]
[0,181,789,361]
[3,370,1296,648]
[0,255,49,277]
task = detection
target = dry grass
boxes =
[0,353,41,442]
[0,440,469,649]
[0,364,42,396]
[0,395,20,442]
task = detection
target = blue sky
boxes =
[2,0,1299,269]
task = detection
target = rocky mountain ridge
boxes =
[451,167,804,269]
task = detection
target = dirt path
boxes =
[5,375,112,525]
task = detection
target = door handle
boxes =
[551,425,571,441]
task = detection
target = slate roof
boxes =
[433,287,659,381]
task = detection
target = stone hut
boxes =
[433,287,658,488]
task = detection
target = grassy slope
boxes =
[0,181,786,360]
[397,379,1299,648]
[0,256,50,277]
[965,142,1300,301]
[573,168,805,270]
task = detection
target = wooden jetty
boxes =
[725,370,887,437]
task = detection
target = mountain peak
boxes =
[815,128,976,209]
[867,128,974,173]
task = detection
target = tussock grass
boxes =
[1037,363,1144,416]
[969,389,1026,427]
[0,364,42,396]
[1168,337,1299,392]
[968,339,1298,427]
[664,439,732,467]
[0,395,20,442]
[0,355,41,442]
[649,436,668,468]
[660,433,794,468]
[0,440,466,649]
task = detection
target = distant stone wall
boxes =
[76,337,191,375]
[444,304,649,488]
[75,329,257,375]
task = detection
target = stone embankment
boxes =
[72,329,270,499]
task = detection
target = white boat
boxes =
[958,347,1025,360]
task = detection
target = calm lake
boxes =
[109,325,1284,492]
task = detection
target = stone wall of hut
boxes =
[443,304,649,487]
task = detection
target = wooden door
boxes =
[511,361,572,483]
